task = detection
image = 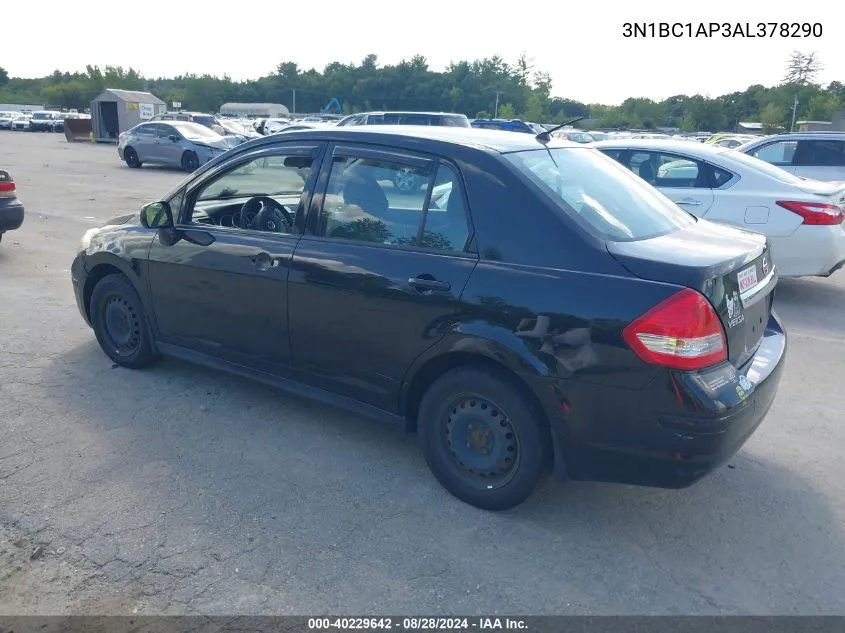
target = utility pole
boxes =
[494,91,502,118]
[790,94,798,132]
[292,89,296,116]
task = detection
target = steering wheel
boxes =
[239,196,294,232]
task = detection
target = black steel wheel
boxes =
[124,147,142,168]
[418,366,550,510]
[90,274,159,369]
[181,151,199,172]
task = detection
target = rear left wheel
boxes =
[90,274,159,369]
[417,367,550,511]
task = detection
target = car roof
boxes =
[351,111,467,116]
[740,132,845,145]
[590,138,732,157]
[236,125,580,154]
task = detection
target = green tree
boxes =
[0,67,8,86]
[498,103,516,119]
[760,103,787,132]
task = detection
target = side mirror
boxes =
[140,201,173,229]
[169,135,179,142]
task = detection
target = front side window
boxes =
[505,147,696,242]
[749,140,797,166]
[133,125,155,138]
[187,152,315,234]
[319,155,469,252]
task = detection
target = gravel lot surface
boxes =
[2,132,845,615]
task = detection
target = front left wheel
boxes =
[181,151,199,172]
[417,367,551,511]
[90,274,159,369]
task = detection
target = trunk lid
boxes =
[608,219,776,368]
[793,179,845,208]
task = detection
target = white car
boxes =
[737,133,845,182]
[0,111,23,130]
[591,138,845,278]
[10,115,31,131]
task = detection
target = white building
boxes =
[219,103,289,118]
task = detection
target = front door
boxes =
[155,123,183,165]
[288,144,478,411]
[146,143,325,374]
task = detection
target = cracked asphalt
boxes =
[2,132,845,615]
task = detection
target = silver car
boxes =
[117,121,238,172]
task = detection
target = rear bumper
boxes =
[538,311,787,488]
[0,199,25,232]
[770,225,845,278]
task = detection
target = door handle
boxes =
[250,252,281,271]
[408,276,451,292]
[677,198,702,206]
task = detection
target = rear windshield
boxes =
[437,115,470,127]
[191,114,216,127]
[720,148,810,185]
[505,147,696,242]
[32,112,52,120]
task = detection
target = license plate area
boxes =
[737,265,758,294]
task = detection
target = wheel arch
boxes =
[400,332,555,434]
[82,255,145,322]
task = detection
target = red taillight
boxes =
[622,288,727,371]
[0,180,15,197]
[776,200,843,225]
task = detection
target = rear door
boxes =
[288,143,478,411]
[623,150,715,215]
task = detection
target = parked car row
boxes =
[1,109,90,132]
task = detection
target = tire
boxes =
[89,274,159,369]
[417,366,550,511]
[124,147,142,168]
[181,151,199,172]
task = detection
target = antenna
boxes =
[536,117,586,143]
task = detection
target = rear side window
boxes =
[505,147,696,242]
[319,156,469,252]
[797,140,845,167]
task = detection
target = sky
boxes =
[2,0,841,106]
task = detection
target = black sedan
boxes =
[71,127,786,510]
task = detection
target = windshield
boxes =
[32,112,52,120]
[172,121,221,141]
[191,114,216,127]
[721,148,810,185]
[505,147,696,242]
[440,115,470,128]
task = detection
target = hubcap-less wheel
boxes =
[125,148,140,168]
[182,152,199,172]
[443,395,520,490]
[393,168,417,194]
[102,295,141,357]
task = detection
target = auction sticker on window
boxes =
[737,265,758,293]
